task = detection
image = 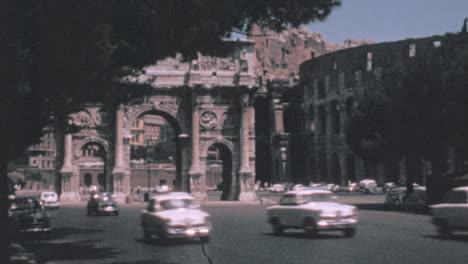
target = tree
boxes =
[345,33,468,202]
[1,0,341,262]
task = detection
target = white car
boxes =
[430,186,468,237]
[270,184,286,193]
[141,192,211,242]
[40,191,60,209]
[266,189,358,237]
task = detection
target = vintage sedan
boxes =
[9,197,52,233]
[87,192,119,216]
[141,192,211,242]
[430,186,468,237]
[40,191,60,209]
[266,189,358,237]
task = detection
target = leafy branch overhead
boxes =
[2,0,341,161]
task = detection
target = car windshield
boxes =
[280,193,334,205]
[42,193,56,199]
[443,191,468,204]
[303,193,334,202]
[9,198,43,211]
[160,199,196,210]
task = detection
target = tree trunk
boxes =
[405,154,419,195]
[428,152,451,204]
[0,156,11,264]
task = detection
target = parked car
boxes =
[141,192,211,242]
[8,197,52,234]
[87,192,119,216]
[382,182,397,193]
[359,179,378,194]
[430,186,468,237]
[40,191,60,209]
[346,182,359,192]
[384,185,428,211]
[384,187,406,209]
[155,185,170,193]
[266,189,358,237]
[270,184,287,193]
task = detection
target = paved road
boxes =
[16,194,468,264]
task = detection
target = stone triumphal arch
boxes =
[59,40,258,202]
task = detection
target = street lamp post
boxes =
[145,164,151,202]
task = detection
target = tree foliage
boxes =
[3,0,341,161]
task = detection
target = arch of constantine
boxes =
[59,40,258,202]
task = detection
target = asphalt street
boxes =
[14,193,468,264]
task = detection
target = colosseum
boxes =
[288,31,468,187]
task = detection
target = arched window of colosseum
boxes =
[318,151,328,182]
[345,72,354,89]
[346,97,354,119]
[331,100,341,134]
[318,105,326,135]
[409,43,416,57]
[318,79,326,99]
[308,105,315,132]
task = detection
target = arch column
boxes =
[239,93,257,201]
[60,132,80,201]
[188,96,207,202]
[113,104,129,203]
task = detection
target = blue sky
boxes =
[307,0,468,44]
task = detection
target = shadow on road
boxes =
[424,234,468,242]
[262,232,348,240]
[110,261,181,264]
[353,203,430,215]
[22,239,118,262]
[134,238,202,247]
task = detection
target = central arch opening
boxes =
[206,143,233,201]
[79,142,107,195]
[129,111,181,197]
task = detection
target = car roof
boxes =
[284,189,332,195]
[452,186,468,192]
[151,192,194,201]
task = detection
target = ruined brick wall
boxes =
[248,25,373,86]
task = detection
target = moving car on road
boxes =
[8,197,52,234]
[87,192,119,216]
[266,189,358,237]
[430,186,468,237]
[40,191,60,209]
[359,179,378,194]
[141,192,211,242]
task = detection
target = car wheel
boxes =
[114,211,119,216]
[270,218,284,236]
[303,218,317,237]
[438,222,452,238]
[87,209,92,216]
[200,236,211,243]
[143,228,152,242]
[343,227,356,238]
